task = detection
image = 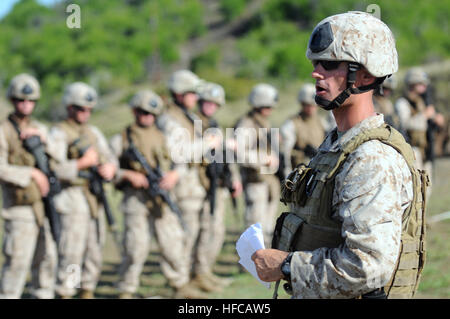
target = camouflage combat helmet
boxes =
[404,67,430,86]
[306,11,398,110]
[129,90,164,115]
[198,82,225,106]
[63,82,98,108]
[248,83,278,108]
[7,73,41,101]
[382,74,397,90]
[297,83,316,105]
[167,69,202,95]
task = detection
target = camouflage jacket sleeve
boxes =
[89,125,118,169]
[290,140,413,298]
[395,98,427,132]
[108,133,127,184]
[47,125,79,181]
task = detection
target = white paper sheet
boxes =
[235,223,271,288]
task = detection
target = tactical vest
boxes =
[403,93,428,157]
[119,123,170,173]
[274,124,428,299]
[2,114,45,224]
[56,119,102,217]
[119,123,171,210]
[290,113,324,168]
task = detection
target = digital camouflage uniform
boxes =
[234,84,281,247]
[49,82,118,298]
[0,74,57,299]
[280,83,325,176]
[395,68,433,195]
[109,90,190,296]
[273,12,427,299]
[192,82,238,289]
[157,70,216,295]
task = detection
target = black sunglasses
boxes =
[136,108,152,116]
[312,60,342,71]
[72,105,91,113]
[12,98,37,103]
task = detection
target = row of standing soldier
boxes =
[0,64,444,298]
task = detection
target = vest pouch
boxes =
[281,164,313,207]
[11,181,42,206]
[274,212,305,252]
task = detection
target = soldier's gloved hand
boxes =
[20,127,46,143]
[77,146,99,170]
[159,170,179,190]
[98,163,117,181]
[31,168,50,197]
[123,170,149,189]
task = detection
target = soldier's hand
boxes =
[159,170,179,190]
[251,249,289,282]
[124,170,149,189]
[77,147,99,170]
[20,127,46,143]
[98,163,117,181]
[231,180,243,198]
[266,154,279,169]
[31,168,50,197]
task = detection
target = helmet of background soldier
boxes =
[198,82,225,106]
[248,83,278,108]
[62,82,98,108]
[306,11,398,110]
[129,90,164,116]
[297,83,316,105]
[167,69,202,95]
[404,67,430,86]
[7,73,41,101]
[382,74,398,90]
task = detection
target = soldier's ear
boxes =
[356,68,376,87]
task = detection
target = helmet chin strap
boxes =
[315,62,387,111]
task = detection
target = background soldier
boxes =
[0,73,57,299]
[191,82,242,292]
[280,83,325,176]
[234,83,281,248]
[395,67,445,197]
[110,90,202,299]
[253,11,427,299]
[156,70,219,293]
[49,82,118,299]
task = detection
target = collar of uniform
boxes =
[319,113,385,152]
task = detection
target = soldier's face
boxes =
[134,108,155,127]
[200,101,219,118]
[412,83,427,95]
[69,105,92,124]
[302,103,317,116]
[311,61,348,102]
[13,99,36,117]
[182,92,198,110]
[259,107,272,117]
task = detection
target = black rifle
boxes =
[8,116,62,243]
[121,128,186,229]
[72,139,121,247]
[205,148,238,216]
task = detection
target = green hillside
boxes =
[0,0,449,123]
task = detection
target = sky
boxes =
[0,0,61,19]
